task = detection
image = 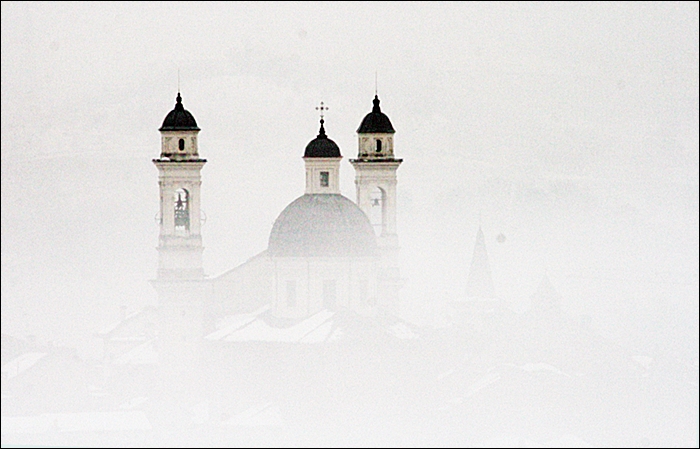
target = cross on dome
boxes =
[315,101,329,136]
[315,101,328,120]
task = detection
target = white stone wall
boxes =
[153,160,206,279]
[160,130,200,160]
[212,252,274,313]
[351,154,403,313]
[271,256,379,319]
[350,160,401,243]
[303,157,342,194]
[357,133,394,159]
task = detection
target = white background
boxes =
[1,2,698,363]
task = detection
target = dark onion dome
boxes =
[304,118,341,158]
[159,92,200,131]
[268,194,378,257]
[357,95,395,134]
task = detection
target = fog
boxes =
[2,2,698,447]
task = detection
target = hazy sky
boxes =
[1,2,698,359]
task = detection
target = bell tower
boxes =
[151,92,208,405]
[153,92,206,280]
[350,94,403,311]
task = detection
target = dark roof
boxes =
[357,95,395,134]
[268,194,378,257]
[304,119,341,158]
[159,93,200,131]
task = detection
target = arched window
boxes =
[376,139,382,153]
[369,187,386,237]
[179,138,185,151]
[174,188,190,232]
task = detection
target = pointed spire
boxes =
[466,226,496,299]
[530,273,562,313]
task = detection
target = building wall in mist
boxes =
[271,256,379,319]
[99,308,157,364]
[210,253,385,320]
[211,251,274,315]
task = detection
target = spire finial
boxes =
[175,91,183,110]
[176,69,181,105]
[316,101,328,120]
[375,70,378,96]
[315,101,328,136]
[372,94,380,113]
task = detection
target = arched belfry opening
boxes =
[174,188,190,233]
[368,186,387,237]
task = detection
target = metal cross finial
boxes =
[316,101,328,120]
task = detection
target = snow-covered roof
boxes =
[519,362,570,377]
[113,338,158,365]
[387,322,419,340]
[222,310,336,343]
[97,310,144,336]
[205,306,270,341]
[1,411,152,434]
[221,402,284,427]
[1,352,47,380]
[206,308,420,344]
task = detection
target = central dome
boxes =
[268,194,377,257]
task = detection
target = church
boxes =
[110,90,408,361]
[96,89,507,363]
